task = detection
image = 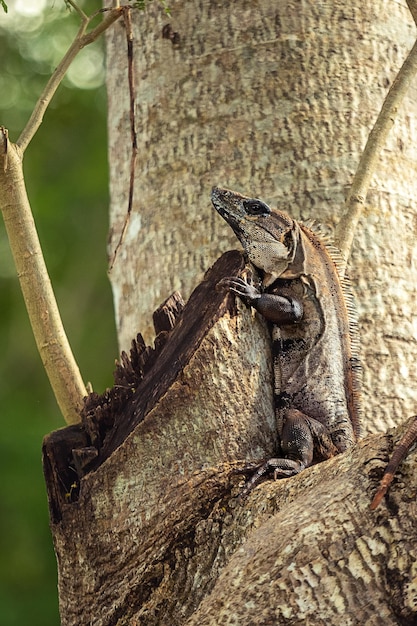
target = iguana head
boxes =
[211,186,302,285]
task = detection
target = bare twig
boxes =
[66,0,88,21]
[370,415,417,509]
[1,125,8,171]
[17,4,122,153]
[0,139,87,423]
[334,36,417,272]
[0,3,123,424]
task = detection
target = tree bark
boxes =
[106,0,417,434]
[43,252,417,624]
[185,430,417,626]
[42,1,417,623]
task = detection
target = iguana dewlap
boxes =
[211,186,361,493]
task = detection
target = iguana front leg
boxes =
[218,276,303,324]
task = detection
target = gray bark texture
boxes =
[107,0,417,434]
[43,1,417,624]
[43,269,417,623]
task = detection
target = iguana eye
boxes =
[243,199,271,216]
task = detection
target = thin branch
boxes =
[334,36,417,272]
[370,415,417,509]
[0,138,87,424]
[0,3,124,424]
[17,5,122,153]
[66,0,88,21]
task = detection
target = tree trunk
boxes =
[43,1,417,623]
[43,251,417,625]
[106,0,417,434]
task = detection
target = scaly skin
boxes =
[211,186,361,494]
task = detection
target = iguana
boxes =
[211,186,362,494]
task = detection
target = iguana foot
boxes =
[240,458,305,498]
[239,409,339,498]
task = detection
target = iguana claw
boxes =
[218,276,261,303]
[240,458,305,498]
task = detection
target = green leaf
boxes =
[0,1,8,13]
[161,0,171,15]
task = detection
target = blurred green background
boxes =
[0,1,118,623]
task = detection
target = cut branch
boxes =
[334,35,417,271]
[42,254,417,623]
